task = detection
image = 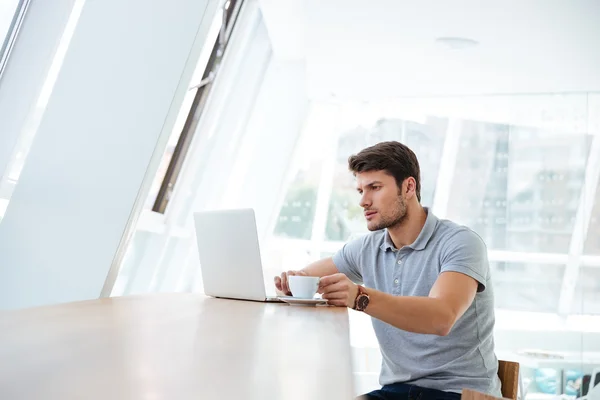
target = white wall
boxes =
[0,0,219,309]
[0,0,77,185]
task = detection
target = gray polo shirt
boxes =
[333,208,502,396]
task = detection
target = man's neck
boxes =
[387,205,427,249]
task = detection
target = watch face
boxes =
[357,295,369,311]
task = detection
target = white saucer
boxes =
[277,296,328,306]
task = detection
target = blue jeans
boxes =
[358,383,461,400]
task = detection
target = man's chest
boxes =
[360,250,441,296]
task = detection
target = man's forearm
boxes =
[364,288,456,336]
[301,257,339,278]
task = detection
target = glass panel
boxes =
[584,182,600,255]
[492,261,564,312]
[323,116,447,242]
[571,267,600,315]
[273,163,320,240]
[143,6,225,210]
[448,126,592,253]
[506,128,591,253]
[445,121,510,249]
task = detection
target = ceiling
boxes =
[259,0,600,99]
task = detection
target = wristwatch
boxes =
[353,286,370,311]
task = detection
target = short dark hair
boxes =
[348,141,421,202]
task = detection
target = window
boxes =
[111,1,273,296]
[269,95,600,316]
[447,125,592,254]
[265,94,600,396]
[147,0,243,213]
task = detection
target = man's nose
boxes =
[360,194,371,208]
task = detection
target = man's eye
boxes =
[372,186,380,190]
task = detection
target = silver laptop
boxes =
[193,208,282,302]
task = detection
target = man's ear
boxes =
[404,177,417,198]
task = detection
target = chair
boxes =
[462,388,507,400]
[497,360,520,400]
[461,360,520,400]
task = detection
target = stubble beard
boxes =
[367,195,408,231]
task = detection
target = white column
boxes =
[431,119,462,218]
[308,111,340,259]
[0,0,219,309]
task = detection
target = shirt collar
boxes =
[380,207,438,252]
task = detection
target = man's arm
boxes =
[302,257,339,277]
[319,271,477,336]
[364,271,477,336]
[319,229,488,336]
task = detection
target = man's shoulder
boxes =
[433,217,484,244]
[347,230,386,250]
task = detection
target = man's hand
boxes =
[274,270,307,296]
[318,273,359,308]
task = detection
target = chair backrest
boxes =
[497,360,520,400]
[462,388,505,400]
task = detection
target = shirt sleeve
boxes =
[332,235,364,284]
[440,228,489,292]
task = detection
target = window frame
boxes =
[151,0,244,214]
[0,0,31,80]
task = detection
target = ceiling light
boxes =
[435,37,479,50]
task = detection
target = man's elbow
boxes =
[433,323,452,336]
[432,311,457,336]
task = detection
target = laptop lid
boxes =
[193,208,268,301]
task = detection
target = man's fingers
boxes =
[319,273,345,287]
[322,291,346,300]
[327,299,348,307]
[280,272,289,294]
[319,281,346,294]
[274,276,282,291]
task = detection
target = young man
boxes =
[274,141,502,400]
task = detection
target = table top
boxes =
[0,293,354,400]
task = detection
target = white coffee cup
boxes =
[288,275,320,299]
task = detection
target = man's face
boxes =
[356,170,407,231]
